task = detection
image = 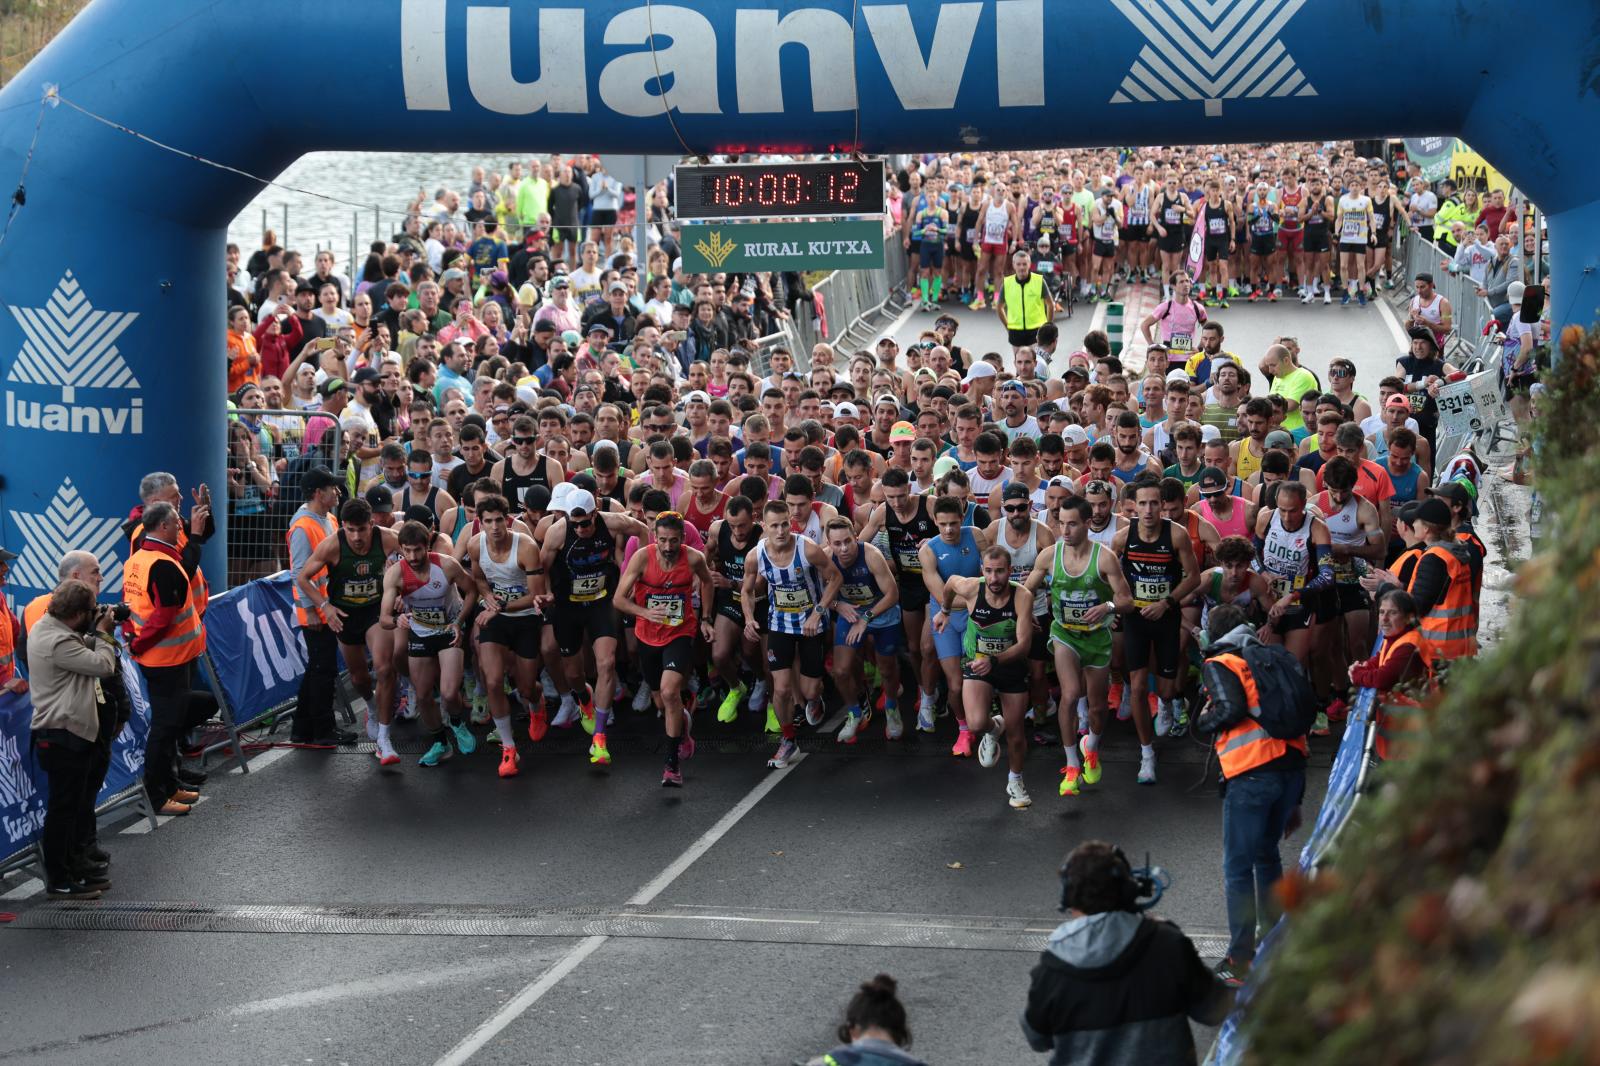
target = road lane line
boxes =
[432,753,809,1066]
[1375,294,1409,352]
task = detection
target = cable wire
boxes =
[0,85,51,257]
[643,0,699,160]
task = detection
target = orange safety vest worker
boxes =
[22,592,50,635]
[1371,628,1436,762]
[1208,653,1310,778]
[0,600,18,686]
[122,547,208,667]
[1411,542,1478,660]
[131,521,211,618]
[288,509,339,626]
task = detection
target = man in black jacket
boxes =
[1022,841,1232,1064]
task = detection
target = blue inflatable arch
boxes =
[0,0,1595,598]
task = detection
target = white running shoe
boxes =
[916,700,937,733]
[1154,700,1174,738]
[837,712,863,744]
[748,679,769,712]
[632,683,653,713]
[1007,779,1033,809]
[541,670,560,702]
[977,715,1003,768]
[1323,289,1332,306]
[1138,751,1158,785]
[552,697,580,729]
[374,735,400,767]
[884,705,905,740]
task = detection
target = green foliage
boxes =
[1240,324,1600,1064]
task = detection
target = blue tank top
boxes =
[928,528,983,581]
[833,546,902,630]
[757,535,824,635]
[1386,462,1423,504]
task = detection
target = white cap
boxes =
[684,390,710,405]
[590,438,619,456]
[1061,425,1090,446]
[671,257,683,273]
[874,393,900,409]
[1508,280,1526,305]
[549,482,574,513]
[835,401,860,419]
[1047,474,1078,491]
[1166,367,1189,383]
[564,488,597,516]
[963,361,997,383]
[1200,424,1222,443]
[516,384,541,407]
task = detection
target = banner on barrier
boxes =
[1,644,153,865]
[201,573,306,727]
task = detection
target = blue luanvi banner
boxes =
[0,644,152,866]
[201,573,308,729]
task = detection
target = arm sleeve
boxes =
[1301,542,1335,592]
[1196,658,1251,736]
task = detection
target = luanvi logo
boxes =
[8,478,129,595]
[1108,0,1316,116]
[4,271,144,434]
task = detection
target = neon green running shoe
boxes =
[718,683,747,724]
[764,702,781,734]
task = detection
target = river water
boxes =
[225,151,533,271]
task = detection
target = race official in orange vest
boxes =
[285,466,350,745]
[1194,604,1309,985]
[0,545,25,695]
[121,472,216,615]
[122,503,209,816]
[1396,498,1480,662]
[1349,589,1435,761]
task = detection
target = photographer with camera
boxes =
[122,502,210,817]
[1022,840,1233,1064]
[1194,603,1311,986]
[27,579,123,899]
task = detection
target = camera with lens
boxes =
[99,603,132,624]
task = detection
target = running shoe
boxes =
[837,710,868,744]
[1078,737,1102,785]
[884,705,905,740]
[1323,288,1332,305]
[1311,709,1331,737]
[498,747,520,778]
[1169,697,1189,738]
[419,740,452,767]
[579,686,596,735]
[951,729,974,758]
[1248,288,1260,303]
[1226,283,1241,298]
[679,709,696,762]
[915,701,937,733]
[977,715,1004,768]
[450,720,478,755]
[1214,958,1246,987]
[1007,779,1033,809]
[767,738,799,768]
[1357,290,1368,307]
[1137,751,1157,785]
[1271,286,1282,302]
[552,697,580,729]
[969,295,987,310]
[1340,291,1351,306]
[764,702,782,734]
[1059,765,1081,796]
[1110,681,1130,721]
[1217,298,1230,309]
[748,679,769,712]
[1300,288,1312,305]
[589,735,611,766]
[632,683,653,713]
[717,683,747,723]
[804,697,825,727]
[528,706,549,743]
[374,736,401,767]
[1154,700,1174,738]
[365,709,379,742]
[662,766,684,788]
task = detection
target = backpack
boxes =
[1239,641,1319,739]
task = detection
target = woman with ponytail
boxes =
[807,973,928,1066]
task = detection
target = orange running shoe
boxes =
[528,706,549,743]
[498,747,521,778]
[951,729,974,757]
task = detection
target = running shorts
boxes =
[406,629,458,658]
[1250,234,1277,258]
[1302,227,1330,254]
[1093,239,1117,259]
[766,631,827,678]
[920,240,945,269]
[1278,229,1303,255]
[638,636,695,685]
[832,615,903,656]
[1338,240,1369,256]
[714,589,746,626]
[1029,623,1052,663]
[897,579,930,614]
[334,603,383,645]
[1205,236,1231,262]
[1121,224,1149,243]
[962,660,1029,693]
[1122,611,1181,680]
[1049,622,1114,671]
[1157,229,1185,254]
[981,241,1008,259]
[478,612,543,658]
[930,607,969,660]
[552,601,620,657]
[1007,327,1041,349]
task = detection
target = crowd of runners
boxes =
[198,142,1501,806]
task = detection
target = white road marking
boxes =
[1375,294,1410,353]
[433,753,809,1066]
[231,954,546,1017]
[246,747,293,772]
[2,878,42,900]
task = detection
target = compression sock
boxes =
[493,716,515,747]
[665,732,681,770]
[593,707,609,737]
[919,277,930,302]
[931,276,943,300]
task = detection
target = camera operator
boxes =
[27,579,121,899]
[1022,840,1232,1064]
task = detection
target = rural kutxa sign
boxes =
[679,221,885,272]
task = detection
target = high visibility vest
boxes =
[1412,543,1477,659]
[1209,653,1309,779]
[22,592,50,635]
[1373,627,1435,762]
[122,547,207,667]
[131,522,210,617]
[1003,273,1049,331]
[289,510,339,626]
[0,602,17,684]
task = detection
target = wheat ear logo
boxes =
[7,271,140,402]
[694,230,738,269]
[9,478,128,595]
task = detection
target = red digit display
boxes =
[676,160,885,219]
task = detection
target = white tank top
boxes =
[404,560,461,636]
[1087,518,1119,549]
[478,531,536,617]
[982,201,1010,244]
[1000,520,1050,617]
[791,503,824,545]
[969,466,1013,497]
[1410,292,1444,332]
[1261,509,1311,598]
[1320,493,1365,582]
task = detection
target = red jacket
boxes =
[254,314,303,382]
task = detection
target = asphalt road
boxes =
[0,283,1417,1066]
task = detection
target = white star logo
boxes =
[6,271,140,403]
[7,478,127,597]
[1107,0,1317,116]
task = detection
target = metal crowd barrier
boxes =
[1400,232,1498,365]
[225,407,343,591]
[789,241,904,362]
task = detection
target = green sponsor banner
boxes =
[679,220,884,272]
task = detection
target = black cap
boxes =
[1406,325,1440,349]
[1063,365,1089,380]
[1196,465,1228,491]
[403,504,436,527]
[523,484,552,512]
[295,279,318,294]
[301,466,341,496]
[351,367,381,385]
[364,484,395,513]
[1415,497,1452,527]
[1001,482,1032,503]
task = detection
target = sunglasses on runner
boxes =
[406,471,429,480]
[1002,503,1029,514]
[511,435,536,445]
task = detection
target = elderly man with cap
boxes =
[582,279,639,344]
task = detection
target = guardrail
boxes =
[1399,231,1499,365]
[790,241,906,366]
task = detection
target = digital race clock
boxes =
[674,159,885,220]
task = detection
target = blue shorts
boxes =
[920,240,945,269]
[930,608,969,660]
[833,610,903,656]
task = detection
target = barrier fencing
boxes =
[225,407,344,589]
[790,240,905,363]
[1400,231,1498,365]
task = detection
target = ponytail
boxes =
[838,973,912,1048]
